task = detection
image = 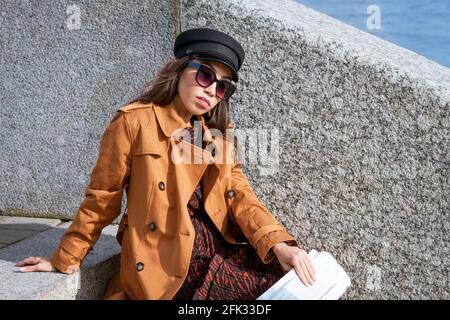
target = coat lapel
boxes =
[151,101,237,219]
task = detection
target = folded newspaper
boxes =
[257,250,351,300]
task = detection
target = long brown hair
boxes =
[125,55,232,135]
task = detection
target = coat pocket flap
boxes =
[133,127,169,157]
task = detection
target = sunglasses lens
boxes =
[216,81,232,100]
[197,66,215,87]
[195,63,236,100]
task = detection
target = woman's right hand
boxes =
[15,256,56,273]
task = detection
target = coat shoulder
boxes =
[117,101,153,113]
[115,101,156,134]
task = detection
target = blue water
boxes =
[296,0,450,68]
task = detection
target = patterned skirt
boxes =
[172,198,286,300]
[172,124,285,300]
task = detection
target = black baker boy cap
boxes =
[173,27,245,82]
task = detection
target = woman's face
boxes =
[174,58,234,117]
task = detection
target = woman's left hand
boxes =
[272,242,316,287]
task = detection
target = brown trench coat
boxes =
[50,101,298,300]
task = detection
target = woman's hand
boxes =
[272,242,316,286]
[15,256,56,273]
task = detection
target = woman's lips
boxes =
[196,96,210,109]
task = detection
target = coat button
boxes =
[158,181,165,191]
[226,189,236,199]
[148,222,157,232]
[136,262,144,272]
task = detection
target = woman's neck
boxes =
[173,95,193,126]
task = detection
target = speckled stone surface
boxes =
[180,0,449,299]
[0,0,178,222]
[0,216,62,247]
[1,0,448,299]
[0,222,119,299]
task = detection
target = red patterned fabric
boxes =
[172,122,286,300]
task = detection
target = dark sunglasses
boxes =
[186,60,236,100]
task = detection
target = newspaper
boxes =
[257,250,351,300]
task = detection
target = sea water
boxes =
[296,0,450,68]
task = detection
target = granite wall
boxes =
[1,0,448,299]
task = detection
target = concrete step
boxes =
[0,216,62,248]
[0,220,120,299]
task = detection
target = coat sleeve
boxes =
[50,111,133,274]
[228,137,299,265]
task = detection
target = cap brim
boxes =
[190,54,239,82]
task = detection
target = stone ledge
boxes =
[0,222,119,300]
[0,216,62,248]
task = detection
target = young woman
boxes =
[15,28,315,300]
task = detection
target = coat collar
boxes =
[151,100,236,194]
[153,101,214,144]
[152,99,235,170]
